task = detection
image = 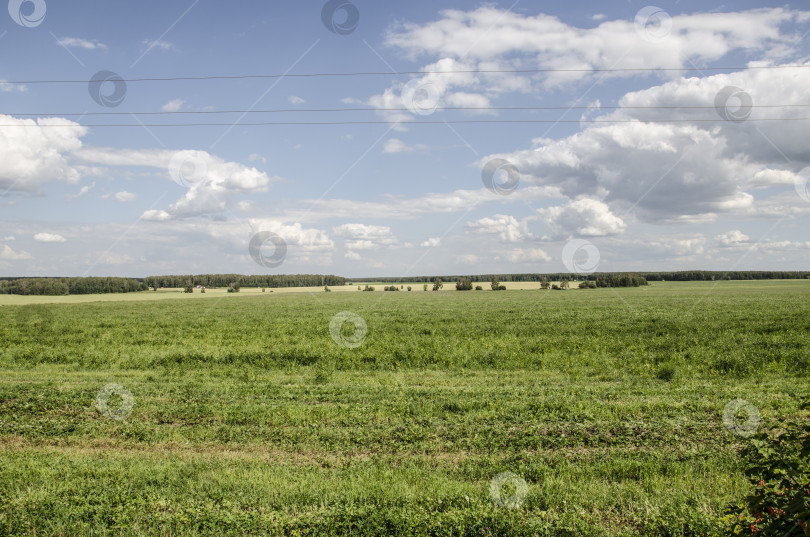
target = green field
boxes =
[1,281,808,536]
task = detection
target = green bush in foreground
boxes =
[721,403,810,536]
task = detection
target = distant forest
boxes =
[348,271,810,283]
[143,274,347,289]
[0,277,147,296]
[0,271,806,295]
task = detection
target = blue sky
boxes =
[1,0,810,277]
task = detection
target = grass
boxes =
[0,281,808,535]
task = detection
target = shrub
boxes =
[475,285,483,291]
[552,284,560,290]
[324,286,331,292]
[540,277,550,289]
[363,285,375,292]
[407,286,412,291]
[721,405,810,536]
[433,278,443,291]
[384,286,399,292]
[456,278,473,291]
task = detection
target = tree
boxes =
[560,278,569,290]
[433,278,443,291]
[491,276,500,291]
[540,277,550,290]
[456,277,473,291]
[184,280,194,293]
[423,284,428,291]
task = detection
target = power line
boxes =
[5,104,810,117]
[4,118,810,127]
[5,64,810,85]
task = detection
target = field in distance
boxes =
[0,280,808,536]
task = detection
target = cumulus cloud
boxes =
[717,230,751,246]
[507,248,551,263]
[333,223,399,250]
[0,245,31,260]
[161,99,185,112]
[465,214,533,243]
[115,191,137,202]
[539,199,626,238]
[74,147,281,219]
[34,233,67,243]
[0,116,86,194]
[421,237,441,247]
[366,7,807,124]
[288,96,305,104]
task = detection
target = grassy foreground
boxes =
[0,281,808,536]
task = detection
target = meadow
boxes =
[0,281,808,536]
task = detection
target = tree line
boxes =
[0,277,147,296]
[143,274,346,289]
[347,271,810,283]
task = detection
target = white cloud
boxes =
[2,236,15,241]
[0,80,27,92]
[0,115,86,194]
[465,214,533,243]
[748,169,796,188]
[115,191,137,202]
[66,183,95,201]
[333,223,399,250]
[456,254,479,264]
[74,147,281,219]
[421,237,441,247]
[34,233,67,243]
[717,230,751,246]
[142,39,174,51]
[383,138,413,154]
[507,248,551,263]
[539,199,626,238]
[56,37,107,50]
[0,245,31,260]
[344,251,361,260]
[288,96,305,104]
[383,138,428,154]
[161,99,185,112]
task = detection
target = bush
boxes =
[579,281,597,289]
[324,286,331,292]
[475,285,483,291]
[552,284,560,290]
[407,286,412,291]
[456,278,473,291]
[384,286,399,292]
[721,405,810,536]
[363,285,375,292]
